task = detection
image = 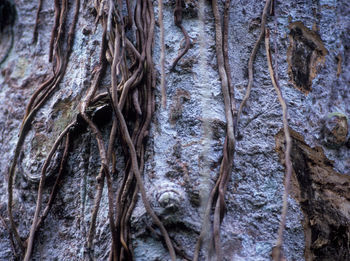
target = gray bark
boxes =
[0,0,349,260]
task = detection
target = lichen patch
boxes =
[169,88,191,124]
[287,21,328,94]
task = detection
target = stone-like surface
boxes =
[0,0,349,260]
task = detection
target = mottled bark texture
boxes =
[0,0,349,260]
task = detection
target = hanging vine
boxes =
[194,0,235,260]
[170,0,191,71]
[8,0,80,256]
[6,0,293,260]
[195,0,291,260]
[7,0,183,260]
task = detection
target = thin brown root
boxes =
[87,167,105,253]
[32,0,43,43]
[170,0,191,71]
[235,0,271,136]
[265,29,292,261]
[158,0,166,107]
[24,122,74,261]
[108,80,176,261]
[0,215,18,259]
[49,0,60,62]
[34,131,71,231]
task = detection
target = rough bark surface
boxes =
[0,0,349,260]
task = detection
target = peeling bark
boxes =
[275,128,350,261]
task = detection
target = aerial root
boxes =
[170,0,191,71]
[265,28,292,261]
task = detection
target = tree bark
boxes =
[0,0,349,260]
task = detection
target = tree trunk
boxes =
[0,0,349,260]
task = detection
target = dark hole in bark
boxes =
[287,22,327,95]
[91,104,112,128]
[0,0,16,32]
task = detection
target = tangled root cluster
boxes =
[6,0,292,260]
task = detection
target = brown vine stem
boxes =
[109,22,125,260]
[24,122,74,261]
[25,0,79,258]
[265,29,292,261]
[223,0,235,116]
[86,167,104,253]
[123,185,139,257]
[22,4,66,126]
[235,0,271,136]
[170,0,191,71]
[212,0,235,259]
[194,0,235,259]
[0,214,18,259]
[105,2,174,258]
[54,0,68,59]
[272,0,280,84]
[87,1,146,258]
[193,176,221,261]
[49,0,60,62]
[34,131,71,231]
[8,0,79,253]
[110,11,139,256]
[158,0,166,108]
[79,21,121,260]
[211,0,234,155]
[108,71,176,261]
[107,0,114,38]
[125,0,133,28]
[142,0,156,151]
[32,0,43,43]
